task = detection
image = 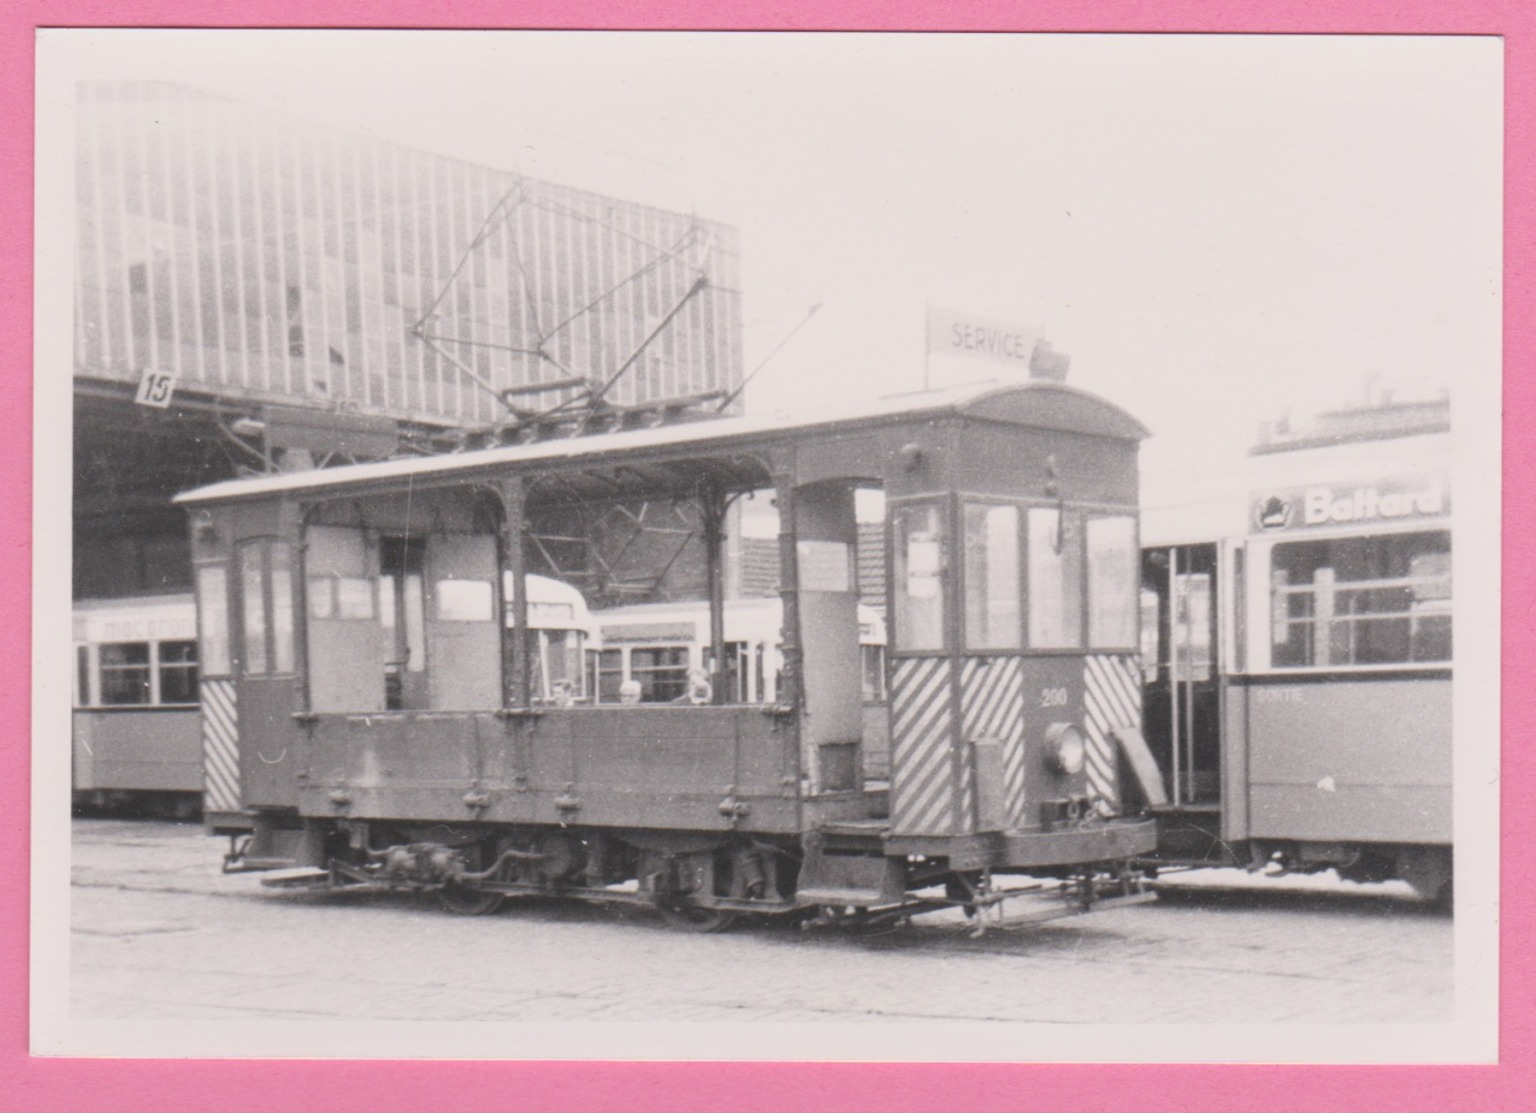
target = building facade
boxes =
[74,82,745,598]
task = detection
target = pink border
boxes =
[7,2,1532,1110]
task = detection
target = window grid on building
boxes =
[75,82,743,426]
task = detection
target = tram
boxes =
[589,597,891,776]
[72,594,203,816]
[70,578,593,824]
[176,379,1161,928]
[1137,405,1453,900]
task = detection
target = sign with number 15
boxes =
[134,367,178,408]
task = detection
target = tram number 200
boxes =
[1039,687,1069,709]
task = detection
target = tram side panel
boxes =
[1238,674,1452,848]
[209,488,820,840]
[73,709,202,797]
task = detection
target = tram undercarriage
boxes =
[229,813,1158,932]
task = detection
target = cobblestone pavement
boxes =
[65,819,1453,1030]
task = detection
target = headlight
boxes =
[1044,722,1086,775]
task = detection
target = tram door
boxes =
[1141,544,1220,805]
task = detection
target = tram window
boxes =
[1087,516,1138,648]
[862,644,887,701]
[307,526,375,621]
[528,628,585,700]
[241,549,268,675]
[99,642,152,705]
[630,646,690,703]
[893,503,946,652]
[158,640,199,704]
[723,641,749,702]
[963,503,1021,649]
[309,575,375,620]
[1027,507,1083,649]
[240,541,296,676]
[436,579,494,622]
[595,648,625,702]
[1176,574,1213,682]
[1139,588,1161,684]
[195,565,231,676]
[1270,530,1451,667]
[270,543,295,674]
[76,646,90,706]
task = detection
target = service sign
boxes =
[1252,476,1451,532]
[926,307,1039,370]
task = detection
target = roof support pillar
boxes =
[700,480,729,705]
[494,476,530,709]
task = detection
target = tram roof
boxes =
[175,379,1148,507]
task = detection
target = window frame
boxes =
[1084,512,1141,652]
[97,640,154,706]
[961,500,1023,653]
[194,562,233,677]
[154,638,201,705]
[1253,526,1452,673]
[1024,502,1085,651]
[626,644,692,703]
[238,537,298,678]
[889,496,951,655]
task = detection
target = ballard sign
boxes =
[1253,476,1450,532]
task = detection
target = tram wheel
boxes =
[438,884,505,916]
[658,899,737,933]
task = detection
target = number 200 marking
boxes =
[1040,687,1068,708]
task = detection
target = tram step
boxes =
[1150,806,1235,863]
[797,841,905,908]
[817,818,892,837]
[259,867,332,889]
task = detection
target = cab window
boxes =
[893,503,946,652]
[963,502,1021,649]
[1027,507,1082,648]
[1086,515,1138,648]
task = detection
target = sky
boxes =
[39,29,1503,488]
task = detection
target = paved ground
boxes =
[62,818,1454,1036]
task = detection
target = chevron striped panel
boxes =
[960,656,1026,829]
[889,656,957,836]
[1083,654,1140,810]
[201,678,241,814]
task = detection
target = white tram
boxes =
[72,594,203,814]
[588,597,891,776]
[68,579,593,824]
[1138,402,1453,899]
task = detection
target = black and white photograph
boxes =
[32,29,1502,1064]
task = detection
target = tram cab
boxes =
[178,379,1158,922]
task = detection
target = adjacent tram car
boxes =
[177,381,1160,928]
[588,597,891,777]
[72,594,203,816]
[1138,407,1452,900]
